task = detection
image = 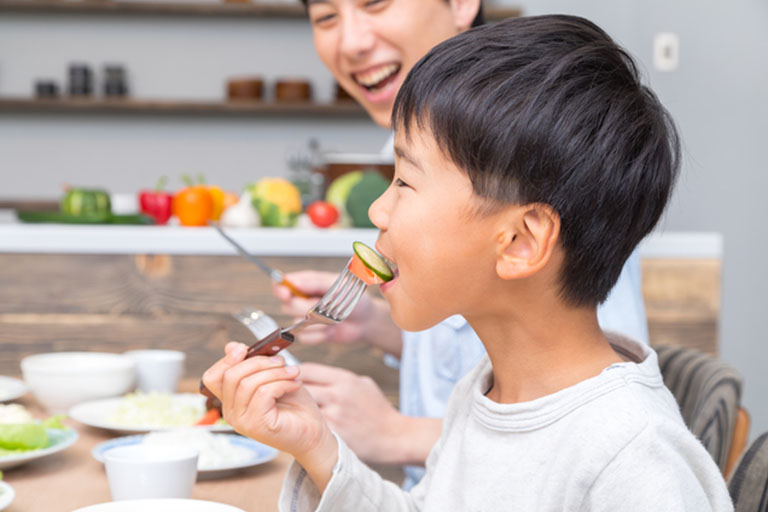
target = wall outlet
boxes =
[654,32,680,72]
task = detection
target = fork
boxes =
[199,261,366,400]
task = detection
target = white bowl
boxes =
[72,499,244,512]
[21,352,136,413]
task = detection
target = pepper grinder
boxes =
[103,65,129,98]
[68,63,93,97]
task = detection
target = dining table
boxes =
[2,379,293,512]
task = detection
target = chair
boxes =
[656,345,745,475]
[728,431,768,511]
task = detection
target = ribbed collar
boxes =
[470,334,663,432]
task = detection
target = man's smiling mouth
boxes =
[352,63,401,94]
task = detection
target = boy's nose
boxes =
[368,185,392,230]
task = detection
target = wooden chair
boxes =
[728,431,768,511]
[656,345,745,475]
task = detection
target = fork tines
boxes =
[317,269,366,321]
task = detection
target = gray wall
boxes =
[0,13,390,197]
[2,2,767,438]
[508,0,768,440]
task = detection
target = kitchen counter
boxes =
[0,209,721,258]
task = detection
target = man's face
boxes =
[369,126,502,331]
[307,0,465,128]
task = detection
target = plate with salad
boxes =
[0,405,78,470]
[69,392,232,434]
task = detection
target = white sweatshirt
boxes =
[279,335,733,511]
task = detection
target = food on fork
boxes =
[349,241,394,285]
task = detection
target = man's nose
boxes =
[339,11,376,60]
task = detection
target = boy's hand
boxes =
[202,342,338,491]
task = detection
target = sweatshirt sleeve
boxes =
[278,433,423,512]
[579,421,734,512]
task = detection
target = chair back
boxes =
[728,432,768,511]
[657,345,743,473]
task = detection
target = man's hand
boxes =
[202,342,338,491]
[299,362,442,466]
[273,270,403,357]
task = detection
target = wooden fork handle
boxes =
[199,328,296,401]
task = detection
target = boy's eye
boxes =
[395,178,409,188]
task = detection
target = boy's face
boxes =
[369,126,502,331]
[307,0,469,128]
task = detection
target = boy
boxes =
[204,15,733,510]
[277,1,649,489]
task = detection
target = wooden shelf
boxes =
[0,97,369,117]
[0,0,521,20]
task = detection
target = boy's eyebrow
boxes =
[394,145,423,172]
[306,0,328,5]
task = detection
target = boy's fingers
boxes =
[245,379,305,422]
[221,356,291,408]
[202,342,248,397]
[231,365,301,413]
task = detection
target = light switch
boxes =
[653,32,680,72]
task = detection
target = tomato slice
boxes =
[349,252,385,285]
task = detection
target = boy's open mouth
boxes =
[352,63,401,95]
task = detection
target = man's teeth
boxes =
[355,64,399,88]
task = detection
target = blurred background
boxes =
[0,0,766,439]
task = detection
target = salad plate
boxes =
[69,393,232,434]
[0,377,28,403]
[92,432,278,478]
[73,499,245,512]
[0,428,78,470]
[0,481,14,510]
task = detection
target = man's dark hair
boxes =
[393,15,680,306]
[300,1,484,27]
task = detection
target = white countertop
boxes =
[0,210,721,258]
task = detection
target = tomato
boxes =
[348,252,384,285]
[306,201,339,228]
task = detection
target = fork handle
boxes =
[199,328,296,400]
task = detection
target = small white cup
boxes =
[104,444,199,501]
[124,350,186,393]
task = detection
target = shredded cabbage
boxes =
[107,392,204,427]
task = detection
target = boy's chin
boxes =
[391,308,447,333]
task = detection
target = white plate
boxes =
[0,376,28,402]
[0,481,15,510]
[73,499,244,512]
[69,393,232,434]
[92,433,278,478]
[0,428,78,470]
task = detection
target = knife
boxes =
[209,221,310,299]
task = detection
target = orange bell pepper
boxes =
[173,179,213,227]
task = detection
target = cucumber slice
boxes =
[352,241,394,282]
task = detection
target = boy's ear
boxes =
[449,0,481,31]
[495,204,560,280]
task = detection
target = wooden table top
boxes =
[2,382,291,512]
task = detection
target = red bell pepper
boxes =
[139,176,174,225]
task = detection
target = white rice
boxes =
[142,428,252,470]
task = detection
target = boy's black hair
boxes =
[300,1,485,28]
[393,15,680,307]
